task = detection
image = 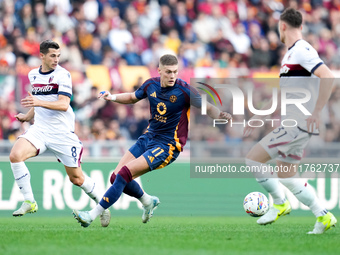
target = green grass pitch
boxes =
[0,215,338,255]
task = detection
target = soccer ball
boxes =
[243,192,269,217]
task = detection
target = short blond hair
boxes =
[159,54,178,66]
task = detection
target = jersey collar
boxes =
[288,39,301,50]
[39,66,55,75]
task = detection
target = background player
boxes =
[244,8,336,234]
[72,54,231,227]
[9,40,111,227]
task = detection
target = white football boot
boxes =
[142,196,160,223]
[308,212,337,234]
[13,201,38,217]
[257,200,291,225]
[100,209,111,227]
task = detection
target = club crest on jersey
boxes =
[49,76,54,83]
[280,65,290,75]
[170,95,177,103]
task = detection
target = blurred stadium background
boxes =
[0,0,340,217]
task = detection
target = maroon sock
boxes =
[110,172,116,184]
[118,166,132,183]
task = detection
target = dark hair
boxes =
[159,54,178,66]
[280,8,303,28]
[40,40,60,54]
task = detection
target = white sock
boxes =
[89,204,105,220]
[246,159,286,204]
[280,177,327,217]
[11,162,35,202]
[80,175,101,203]
[138,193,152,206]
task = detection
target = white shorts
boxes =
[19,125,83,167]
[259,126,311,164]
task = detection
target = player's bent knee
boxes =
[69,176,84,186]
[9,151,23,163]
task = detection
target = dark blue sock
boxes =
[124,181,144,198]
[99,174,127,209]
[99,166,132,209]
[110,173,143,199]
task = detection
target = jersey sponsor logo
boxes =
[150,92,157,98]
[148,156,154,163]
[32,83,58,95]
[154,114,167,123]
[32,84,53,93]
[156,102,167,115]
[170,95,177,103]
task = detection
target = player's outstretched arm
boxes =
[98,91,140,104]
[21,92,70,111]
[206,102,232,120]
[306,64,335,133]
[15,107,35,122]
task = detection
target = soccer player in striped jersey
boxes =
[9,40,111,227]
[244,8,336,234]
[72,54,231,227]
